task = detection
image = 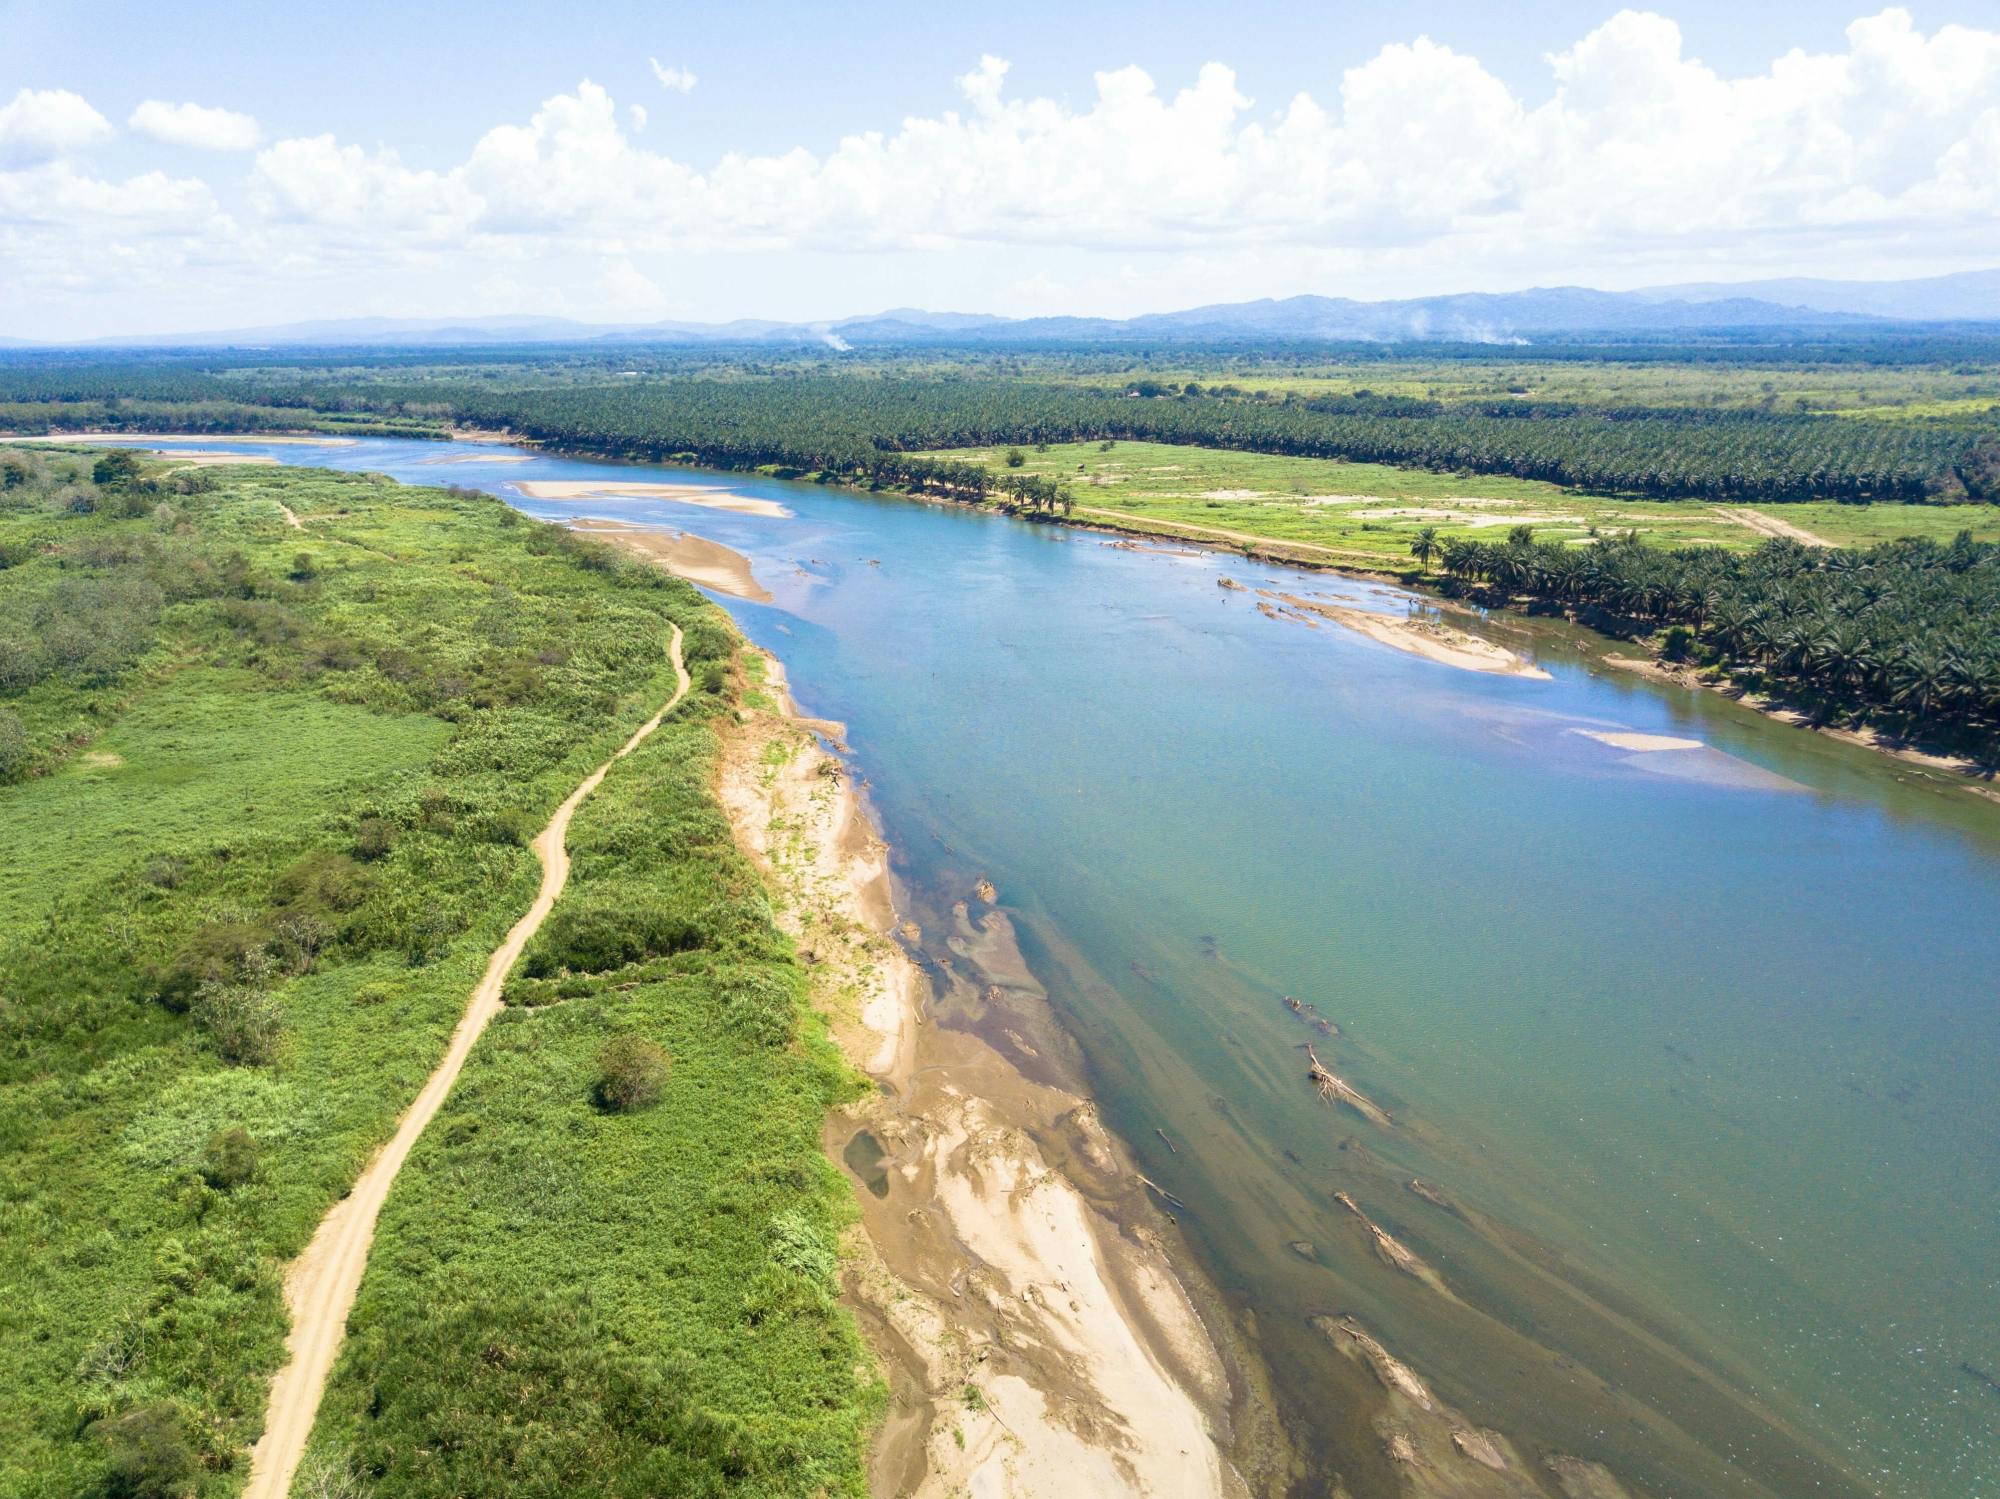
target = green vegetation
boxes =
[0,451,872,1495]
[1436,529,2000,749]
[6,340,1997,506]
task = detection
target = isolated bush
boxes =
[89,1402,195,1499]
[593,1034,670,1113]
[0,707,28,783]
[273,850,370,913]
[0,637,42,691]
[139,854,188,889]
[1003,447,1026,468]
[149,921,269,1012]
[190,963,283,1066]
[700,661,726,695]
[351,816,397,861]
[1661,624,1696,663]
[275,912,334,975]
[199,1127,259,1190]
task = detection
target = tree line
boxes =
[1429,528,2000,745]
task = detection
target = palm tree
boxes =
[1889,646,1952,722]
[1408,526,1442,569]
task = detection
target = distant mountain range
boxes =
[14,271,2000,349]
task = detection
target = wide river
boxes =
[192,437,1999,1496]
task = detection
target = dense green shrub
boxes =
[0,705,27,781]
[190,971,284,1066]
[592,1034,671,1112]
[88,1403,196,1499]
[524,894,708,976]
[199,1127,259,1190]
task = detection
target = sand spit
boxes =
[511,478,791,518]
[719,652,1278,1498]
[1263,593,1551,679]
[1315,1316,1646,1499]
[565,517,773,603]
[1573,730,1705,753]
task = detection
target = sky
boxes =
[4,0,2000,339]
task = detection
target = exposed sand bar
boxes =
[566,517,772,602]
[720,653,1267,1497]
[1267,592,1552,679]
[7,432,356,446]
[153,450,281,467]
[413,452,531,465]
[512,479,791,518]
[1574,730,1706,752]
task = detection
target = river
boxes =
[169,436,2000,1496]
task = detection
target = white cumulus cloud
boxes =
[14,8,2000,338]
[0,88,113,167]
[228,8,2000,265]
[129,100,262,152]
[649,58,697,93]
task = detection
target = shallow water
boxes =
[189,437,1999,1495]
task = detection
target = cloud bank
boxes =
[5,8,2000,334]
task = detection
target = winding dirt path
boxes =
[277,502,304,530]
[242,624,691,1499]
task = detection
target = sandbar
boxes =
[1271,593,1552,679]
[1574,730,1705,752]
[565,518,771,602]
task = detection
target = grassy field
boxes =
[0,451,872,1497]
[921,439,2000,563]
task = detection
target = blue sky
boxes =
[5,1,2000,337]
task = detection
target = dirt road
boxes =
[1713,506,1831,547]
[241,623,692,1499]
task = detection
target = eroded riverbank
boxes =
[718,649,1294,1496]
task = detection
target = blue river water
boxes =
[168,437,2000,1497]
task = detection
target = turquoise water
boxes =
[198,438,1999,1496]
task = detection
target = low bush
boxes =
[199,1127,259,1190]
[592,1034,671,1112]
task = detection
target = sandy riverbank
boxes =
[565,517,772,602]
[511,478,791,517]
[718,651,1286,1498]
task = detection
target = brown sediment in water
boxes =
[563,518,772,602]
[1332,1192,1457,1302]
[718,648,1295,1497]
[1313,1316,1643,1498]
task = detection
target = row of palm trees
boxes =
[1410,527,2000,743]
